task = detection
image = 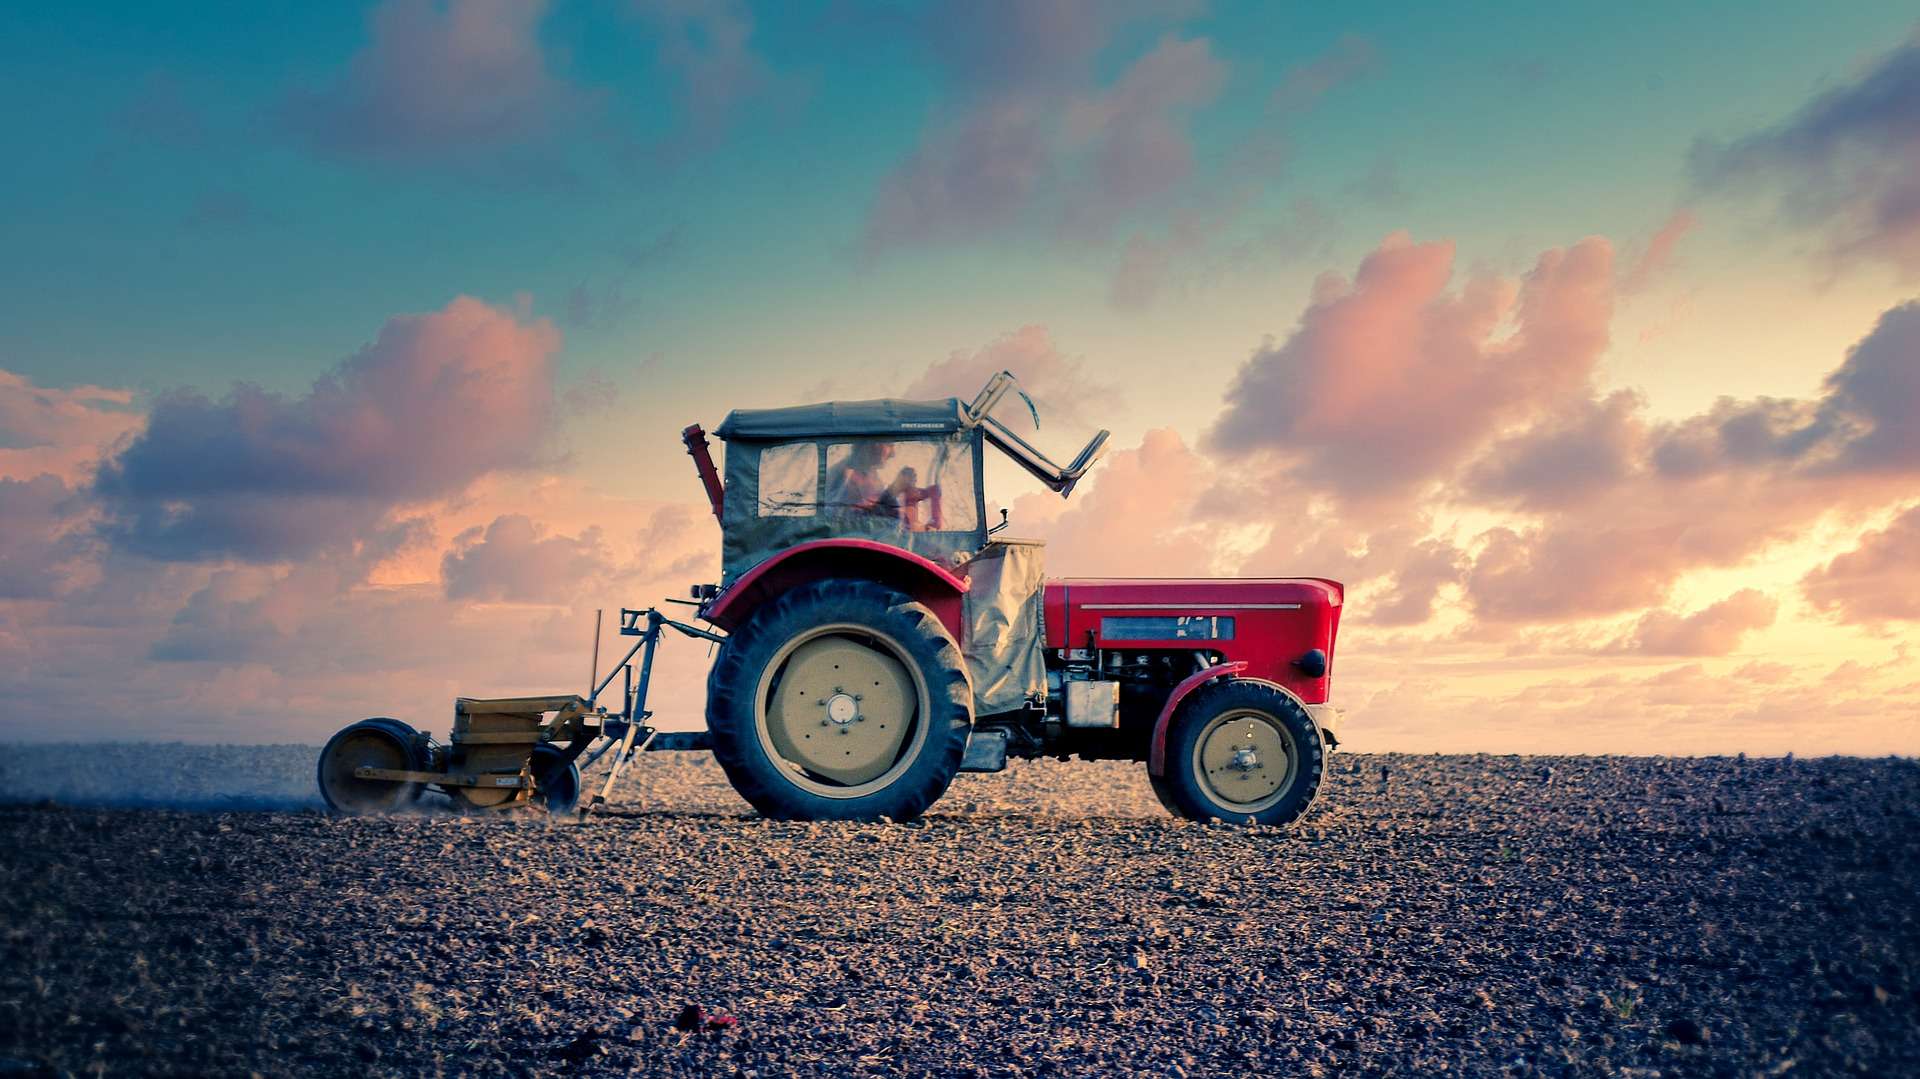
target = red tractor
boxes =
[684,372,1343,825]
[316,373,1343,825]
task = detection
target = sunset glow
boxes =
[3,3,1918,754]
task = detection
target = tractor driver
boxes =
[828,441,903,523]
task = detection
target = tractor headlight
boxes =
[1294,648,1328,678]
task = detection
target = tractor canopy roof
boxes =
[715,397,970,441]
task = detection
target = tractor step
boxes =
[960,728,1008,773]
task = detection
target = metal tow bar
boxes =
[579,605,724,819]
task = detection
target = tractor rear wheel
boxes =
[706,579,971,821]
[1151,680,1325,826]
[317,717,428,815]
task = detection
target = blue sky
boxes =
[4,2,1911,411]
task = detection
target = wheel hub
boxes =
[764,636,915,786]
[1196,712,1295,810]
[826,692,859,725]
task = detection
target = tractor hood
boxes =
[716,397,970,440]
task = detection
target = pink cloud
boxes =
[442,514,612,603]
[1460,302,1920,622]
[1610,589,1778,656]
[1621,209,1697,293]
[1463,390,1644,510]
[0,476,91,600]
[0,371,140,484]
[1208,232,1616,500]
[1009,428,1224,576]
[93,296,561,561]
[903,324,1118,428]
[1803,504,1920,621]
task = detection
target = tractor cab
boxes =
[686,372,1111,584]
[711,397,987,582]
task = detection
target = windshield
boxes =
[723,432,986,581]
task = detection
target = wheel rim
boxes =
[320,727,415,814]
[755,623,929,799]
[1193,709,1298,813]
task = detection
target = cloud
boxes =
[1180,234,1920,629]
[1690,31,1920,275]
[863,3,1211,251]
[0,370,140,483]
[1811,300,1920,472]
[1641,302,1920,480]
[1463,390,1644,510]
[1059,35,1226,239]
[1109,216,1208,310]
[93,296,561,562]
[1460,300,1920,622]
[1365,537,1465,627]
[282,0,587,161]
[903,324,1119,428]
[1621,209,1696,293]
[1207,232,1616,500]
[1008,428,1225,576]
[1803,504,1920,621]
[1271,34,1380,113]
[0,475,90,600]
[864,102,1054,248]
[629,0,773,155]
[1610,589,1778,656]
[922,0,1170,94]
[442,514,612,603]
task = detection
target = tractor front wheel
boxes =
[1151,680,1325,826]
[706,579,971,821]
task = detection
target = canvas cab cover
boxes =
[714,397,988,582]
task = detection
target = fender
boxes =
[1146,662,1250,777]
[1148,672,1319,775]
[702,539,969,641]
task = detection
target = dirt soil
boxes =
[2,747,1917,1077]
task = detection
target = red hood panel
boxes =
[1042,577,1344,704]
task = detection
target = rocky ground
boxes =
[1,747,1917,1077]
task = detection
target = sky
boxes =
[3,1,1919,754]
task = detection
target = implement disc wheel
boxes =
[317,718,426,815]
[531,743,582,814]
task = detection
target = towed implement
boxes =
[319,372,1346,824]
